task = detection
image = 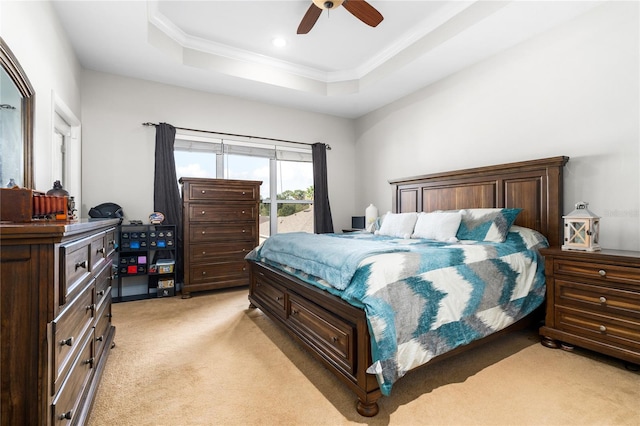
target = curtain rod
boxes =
[142,122,330,150]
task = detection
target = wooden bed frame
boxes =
[247,156,569,416]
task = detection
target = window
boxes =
[174,135,313,239]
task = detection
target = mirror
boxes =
[1,37,34,189]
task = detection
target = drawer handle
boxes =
[202,231,206,235]
[84,357,95,366]
[97,290,105,296]
[109,239,115,246]
[107,313,113,319]
[242,229,246,233]
[109,275,115,281]
[97,247,105,254]
[242,267,246,271]
[599,296,607,304]
[86,303,96,312]
[201,211,206,215]
[599,325,607,333]
[96,335,104,342]
[202,271,207,276]
[598,269,606,277]
[256,282,262,287]
[58,410,73,420]
[60,337,73,347]
[276,296,282,301]
[75,260,87,270]
[242,210,245,214]
[291,309,299,315]
[242,191,246,195]
[202,251,206,255]
[201,190,206,194]
[332,336,339,342]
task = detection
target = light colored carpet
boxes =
[88,288,639,426]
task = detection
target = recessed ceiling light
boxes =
[272,37,287,48]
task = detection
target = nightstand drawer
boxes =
[555,259,640,286]
[556,306,640,349]
[556,279,640,320]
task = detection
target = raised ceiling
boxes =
[52,0,601,118]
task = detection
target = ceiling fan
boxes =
[297,0,384,34]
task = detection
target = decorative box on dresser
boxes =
[180,178,262,298]
[0,219,118,426]
[539,247,640,366]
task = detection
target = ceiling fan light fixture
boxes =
[312,0,344,10]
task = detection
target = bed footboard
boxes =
[247,260,382,416]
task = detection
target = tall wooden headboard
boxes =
[390,156,569,247]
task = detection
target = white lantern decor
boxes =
[562,201,601,251]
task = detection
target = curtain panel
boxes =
[312,143,334,234]
[154,123,184,282]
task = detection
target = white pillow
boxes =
[411,211,462,241]
[375,212,418,239]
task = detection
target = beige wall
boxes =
[354,1,639,251]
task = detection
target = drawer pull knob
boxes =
[202,271,207,275]
[202,231,206,235]
[201,211,206,215]
[291,309,299,315]
[75,260,87,270]
[96,335,104,342]
[202,251,206,255]
[332,336,339,342]
[256,282,262,287]
[58,410,73,420]
[599,296,607,304]
[276,296,282,301]
[97,290,105,296]
[107,313,113,319]
[60,337,74,347]
[97,247,105,254]
[84,357,95,366]
[242,210,245,214]
[599,325,607,333]
[242,191,246,195]
[86,303,96,312]
[201,190,206,194]
[242,229,246,233]
[598,269,606,277]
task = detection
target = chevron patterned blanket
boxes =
[247,226,548,395]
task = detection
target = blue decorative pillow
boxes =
[456,208,522,243]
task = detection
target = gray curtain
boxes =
[312,142,334,234]
[154,123,183,282]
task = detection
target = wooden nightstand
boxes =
[539,247,640,365]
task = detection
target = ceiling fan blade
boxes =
[343,0,384,27]
[297,3,323,34]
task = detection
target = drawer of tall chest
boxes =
[555,278,640,320]
[190,241,255,262]
[190,261,249,284]
[190,223,257,243]
[51,282,95,395]
[188,204,257,222]
[51,331,94,425]
[555,259,640,286]
[187,183,258,201]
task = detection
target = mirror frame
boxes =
[1,37,34,190]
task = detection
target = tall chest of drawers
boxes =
[0,219,118,426]
[180,178,262,298]
[539,248,640,365]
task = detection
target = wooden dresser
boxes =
[180,178,261,298]
[539,247,640,365]
[0,219,118,426]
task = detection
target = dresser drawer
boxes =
[94,294,112,362]
[52,283,95,394]
[190,223,257,243]
[556,306,640,350]
[89,232,108,273]
[187,182,259,202]
[104,227,117,258]
[252,271,287,319]
[288,293,356,375]
[190,261,249,285]
[188,204,257,222]
[190,241,255,262]
[60,236,93,305]
[556,279,640,320]
[51,331,94,425]
[94,261,113,309]
[554,259,640,287]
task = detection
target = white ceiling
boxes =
[51,0,601,119]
